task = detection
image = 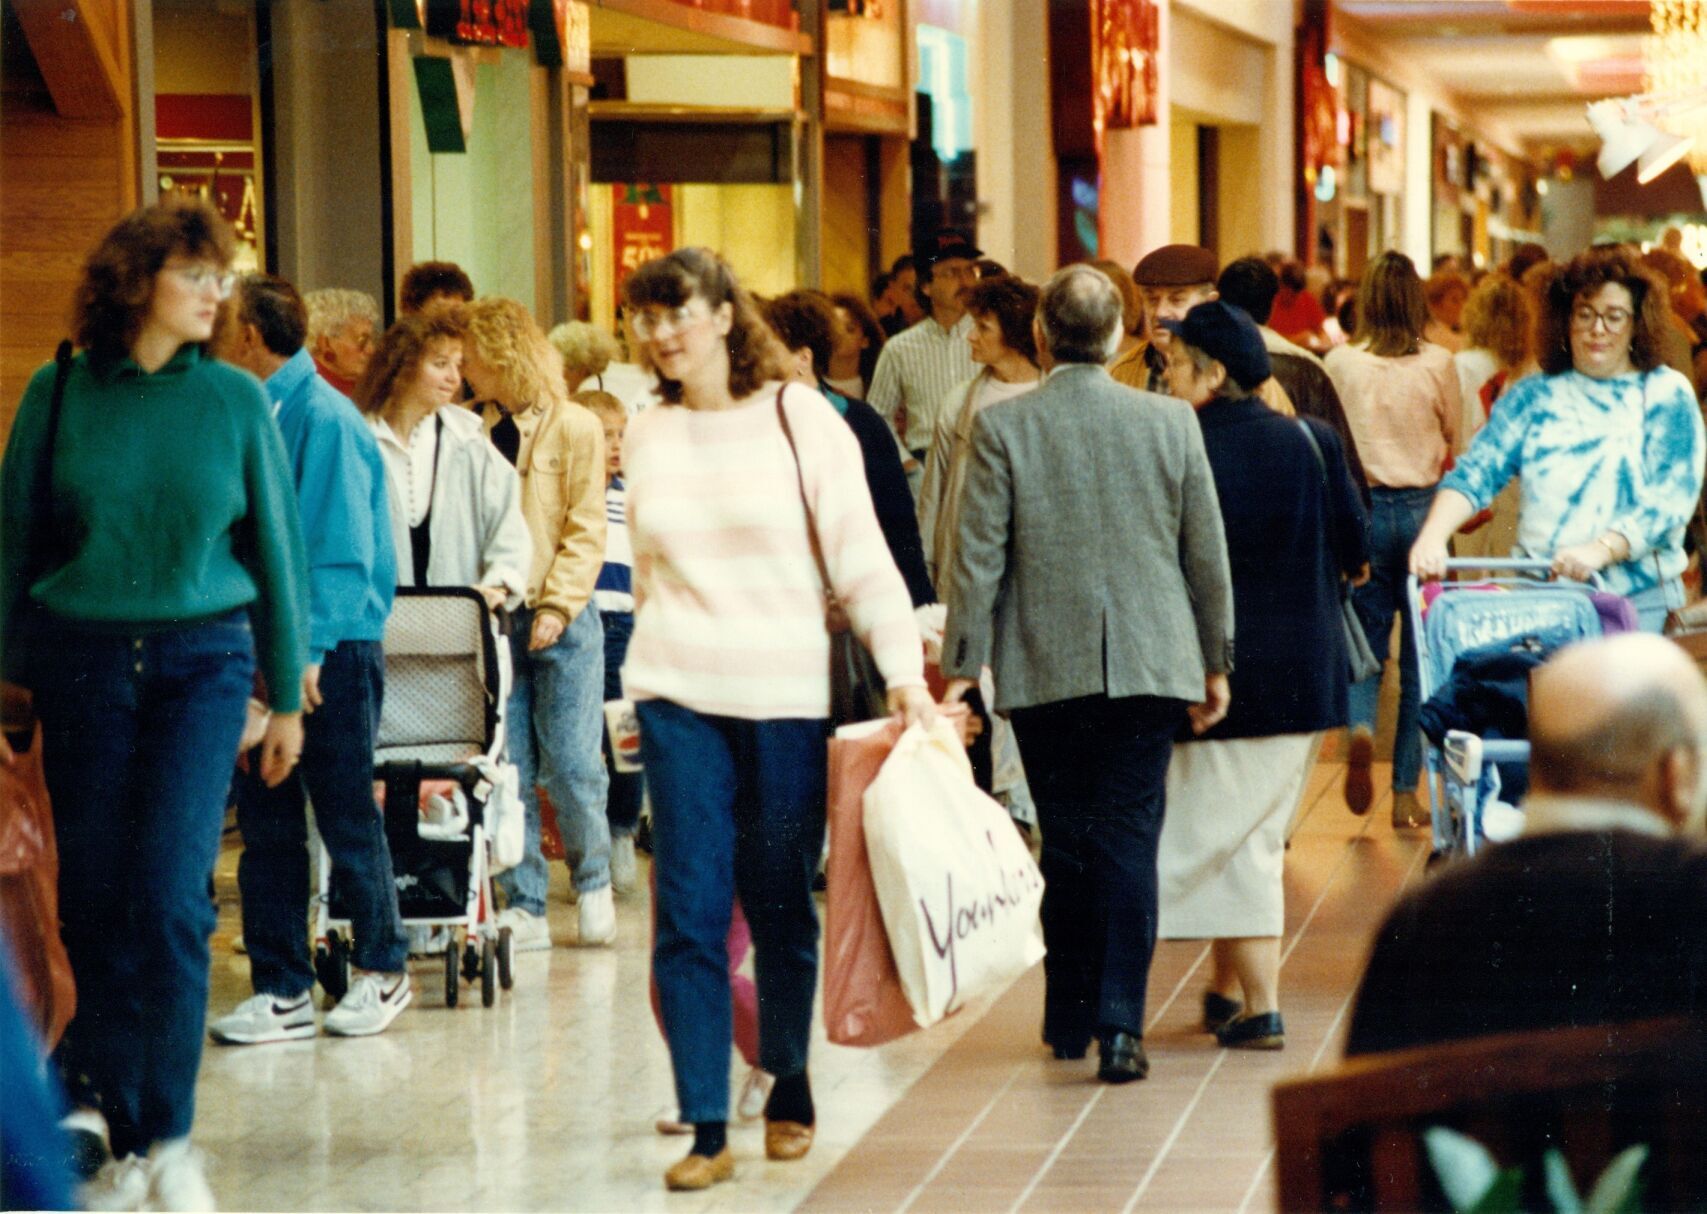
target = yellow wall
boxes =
[153,5,255,94]
[1217,124,1263,260]
[1169,118,1199,247]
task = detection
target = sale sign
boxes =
[612,184,673,313]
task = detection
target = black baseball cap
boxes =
[917,227,983,270]
[1158,301,1272,390]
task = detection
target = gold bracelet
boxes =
[1595,536,1621,561]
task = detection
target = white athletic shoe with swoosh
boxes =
[323,972,413,1037]
[208,992,317,1045]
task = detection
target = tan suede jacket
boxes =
[482,399,607,624]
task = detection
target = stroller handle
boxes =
[1432,557,1556,576]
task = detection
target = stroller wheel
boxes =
[318,931,350,1003]
[461,940,481,983]
[496,927,514,991]
[443,939,459,1008]
[481,936,497,1007]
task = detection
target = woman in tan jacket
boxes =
[460,297,614,950]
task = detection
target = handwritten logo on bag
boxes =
[919,829,1044,1011]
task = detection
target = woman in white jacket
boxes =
[357,309,530,607]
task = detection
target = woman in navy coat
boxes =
[1154,301,1368,1051]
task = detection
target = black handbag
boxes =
[775,387,889,726]
[1294,419,1382,684]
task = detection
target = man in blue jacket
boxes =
[208,274,411,1042]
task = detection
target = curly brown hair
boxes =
[71,198,236,358]
[763,291,839,378]
[399,260,474,313]
[964,275,1041,364]
[354,307,467,418]
[461,296,565,410]
[1536,247,1671,376]
[1351,251,1431,358]
[623,247,789,404]
[829,292,886,384]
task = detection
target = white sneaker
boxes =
[145,1138,216,1212]
[406,925,450,957]
[209,992,316,1045]
[736,1066,775,1122]
[610,835,638,894]
[496,907,552,952]
[323,972,412,1037]
[77,1154,149,1212]
[578,886,616,946]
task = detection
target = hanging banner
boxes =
[612,184,674,313]
[1092,0,1159,142]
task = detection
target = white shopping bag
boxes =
[863,719,1045,1028]
[472,757,525,872]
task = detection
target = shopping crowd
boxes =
[3,195,1706,1210]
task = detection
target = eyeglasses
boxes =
[631,303,705,341]
[166,264,237,300]
[1571,304,1633,332]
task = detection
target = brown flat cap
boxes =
[1133,244,1219,287]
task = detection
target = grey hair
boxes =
[548,321,622,386]
[303,288,380,347]
[1178,340,1252,400]
[1038,265,1124,364]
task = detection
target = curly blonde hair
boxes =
[1462,274,1532,370]
[548,321,622,388]
[461,297,566,409]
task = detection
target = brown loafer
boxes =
[765,1119,815,1161]
[664,1147,734,1191]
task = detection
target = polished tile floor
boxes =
[194,751,1422,1212]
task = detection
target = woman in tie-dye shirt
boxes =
[1411,247,1705,631]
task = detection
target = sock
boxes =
[764,1071,814,1126]
[691,1122,726,1158]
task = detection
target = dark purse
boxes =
[775,387,889,726]
[1295,419,1382,684]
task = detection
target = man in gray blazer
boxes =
[942,264,1235,1084]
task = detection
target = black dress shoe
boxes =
[1049,1041,1088,1061]
[1096,1031,1148,1083]
[1202,991,1243,1034]
[1217,1011,1285,1050]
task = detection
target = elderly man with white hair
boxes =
[304,287,381,399]
[1347,632,1707,1057]
[941,263,1235,1085]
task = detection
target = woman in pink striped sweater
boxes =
[621,248,935,1191]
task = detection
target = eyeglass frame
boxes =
[163,261,237,301]
[630,301,711,342]
[1569,303,1634,333]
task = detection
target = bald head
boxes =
[1037,265,1124,365]
[1530,634,1707,829]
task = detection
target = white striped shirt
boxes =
[622,382,926,720]
[866,314,976,452]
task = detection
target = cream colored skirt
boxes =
[1157,732,1321,940]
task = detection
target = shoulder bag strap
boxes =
[775,384,835,594]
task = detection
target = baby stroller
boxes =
[312,588,524,1008]
[1406,558,1608,860]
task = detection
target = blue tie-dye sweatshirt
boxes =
[1439,365,1705,597]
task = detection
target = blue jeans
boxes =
[600,610,643,837]
[235,640,405,993]
[638,699,827,1124]
[496,605,611,913]
[32,612,255,1158]
[1349,486,1435,793]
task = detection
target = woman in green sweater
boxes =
[0,200,309,1212]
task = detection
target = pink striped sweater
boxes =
[622,382,926,720]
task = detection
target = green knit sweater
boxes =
[0,345,308,711]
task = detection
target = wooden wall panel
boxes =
[0,0,139,449]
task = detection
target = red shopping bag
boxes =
[823,717,918,1047]
[0,723,76,1050]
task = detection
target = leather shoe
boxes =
[765,1119,815,1161]
[1096,1031,1148,1083]
[664,1147,734,1191]
[1202,991,1243,1034]
[1217,1011,1285,1050]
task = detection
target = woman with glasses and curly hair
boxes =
[621,247,934,1191]
[0,199,309,1211]
[1411,246,1705,633]
[460,297,618,945]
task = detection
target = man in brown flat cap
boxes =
[1115,243,1294,417]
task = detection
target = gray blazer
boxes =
[941,363,1234,712]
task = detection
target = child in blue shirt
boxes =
[577,391,642,891]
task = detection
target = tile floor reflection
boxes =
[197,847,984,1212]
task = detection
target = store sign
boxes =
[425,0,531,49]
[1091,0,1158,135]
[612,185,673,311]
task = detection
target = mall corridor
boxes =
[191,754,1422,1213]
